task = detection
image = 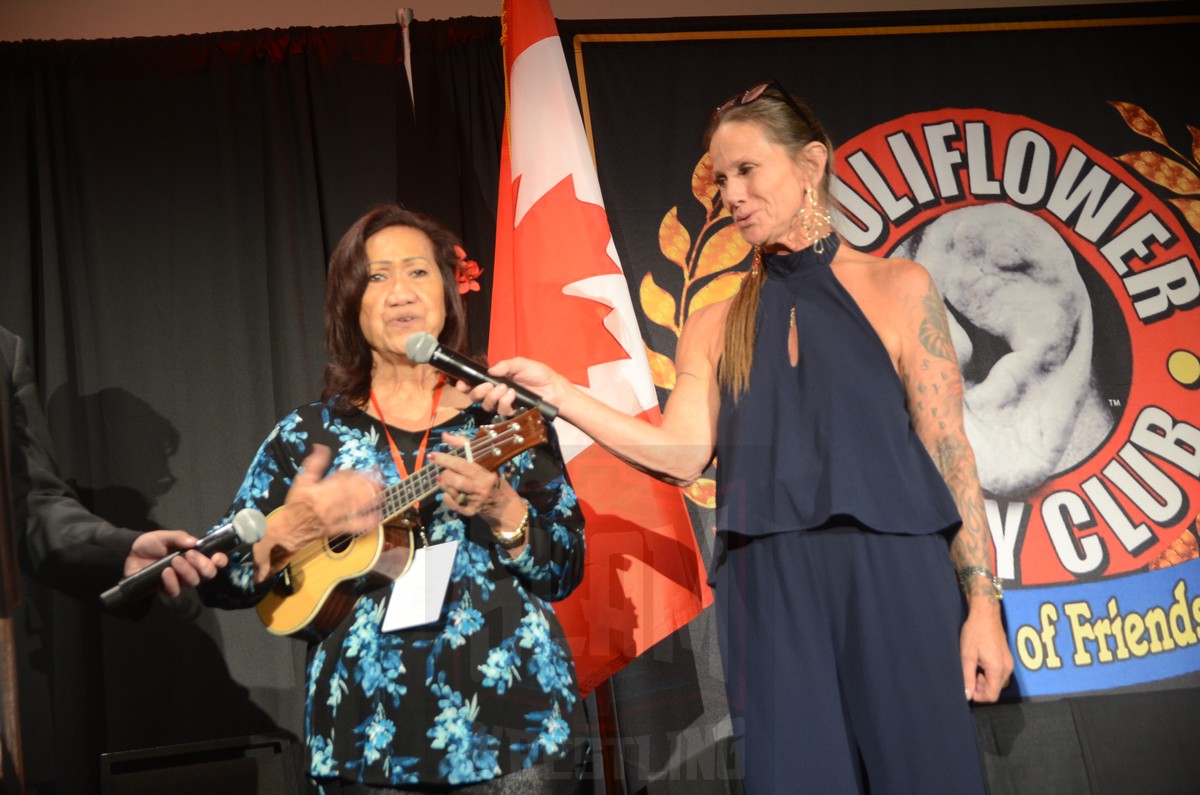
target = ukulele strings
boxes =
[377,420,530,520]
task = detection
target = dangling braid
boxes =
[718,248,765,400]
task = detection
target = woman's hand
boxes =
[286,445,383,536]
[461,357,567,417]
[251,444,383,583]
[961,596,1014,702]
[432,433,529,555]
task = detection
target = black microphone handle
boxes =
[100,544,194,609]
[99,510,264,610]
[430,348,559,421]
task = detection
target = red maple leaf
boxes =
[508,173,631,385]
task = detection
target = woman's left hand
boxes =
[430,432,522,523]
[432,435,532,556]
[960,598,1014,702]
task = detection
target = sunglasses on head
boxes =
[713,79,817,131]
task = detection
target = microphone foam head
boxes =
[405,332,438,364]
[232,508,267,544]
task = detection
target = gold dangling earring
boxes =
[798,186,833,254]
[748,246,763,277]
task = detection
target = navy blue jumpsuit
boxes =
[711,237,987,793]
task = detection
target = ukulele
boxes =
[255,409,548,640]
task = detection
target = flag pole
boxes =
[593,678,627,794]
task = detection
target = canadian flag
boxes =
[491,0,712,695]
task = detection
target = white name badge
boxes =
[381,540,458,632]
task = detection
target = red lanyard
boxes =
[369,375,445,491]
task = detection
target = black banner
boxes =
[576,4,1199,696]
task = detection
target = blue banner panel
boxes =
[1004,558,1200,696]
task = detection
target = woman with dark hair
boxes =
[324,207,471,409]
[202,205,586,793]
[470,83,1012,793]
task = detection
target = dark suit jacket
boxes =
[1,328,147,791]
[0,326,138,598]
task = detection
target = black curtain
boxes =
[0,20,505,794]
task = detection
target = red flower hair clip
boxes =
[454,245,483,294]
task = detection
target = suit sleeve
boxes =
[2,329,138,598]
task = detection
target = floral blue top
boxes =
[201,400,585,788]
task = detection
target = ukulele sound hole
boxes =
[326,534,355,556]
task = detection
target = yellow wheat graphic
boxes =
[1109,100,1200,234]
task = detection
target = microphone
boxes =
[100,508,266,610]
[406,332,558,420]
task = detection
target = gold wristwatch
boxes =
[493,507,530,549]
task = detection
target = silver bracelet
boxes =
[957,565,1003,600]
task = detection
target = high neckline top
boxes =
[763,233,841,281]
[713,234,960,558]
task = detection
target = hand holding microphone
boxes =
[101,508,266,609]
[405,333,558,420]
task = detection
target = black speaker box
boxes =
[100,733,302,795]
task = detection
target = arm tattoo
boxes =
[918,289,956,363]
[937,437,988,560]
[909,281,994,586]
